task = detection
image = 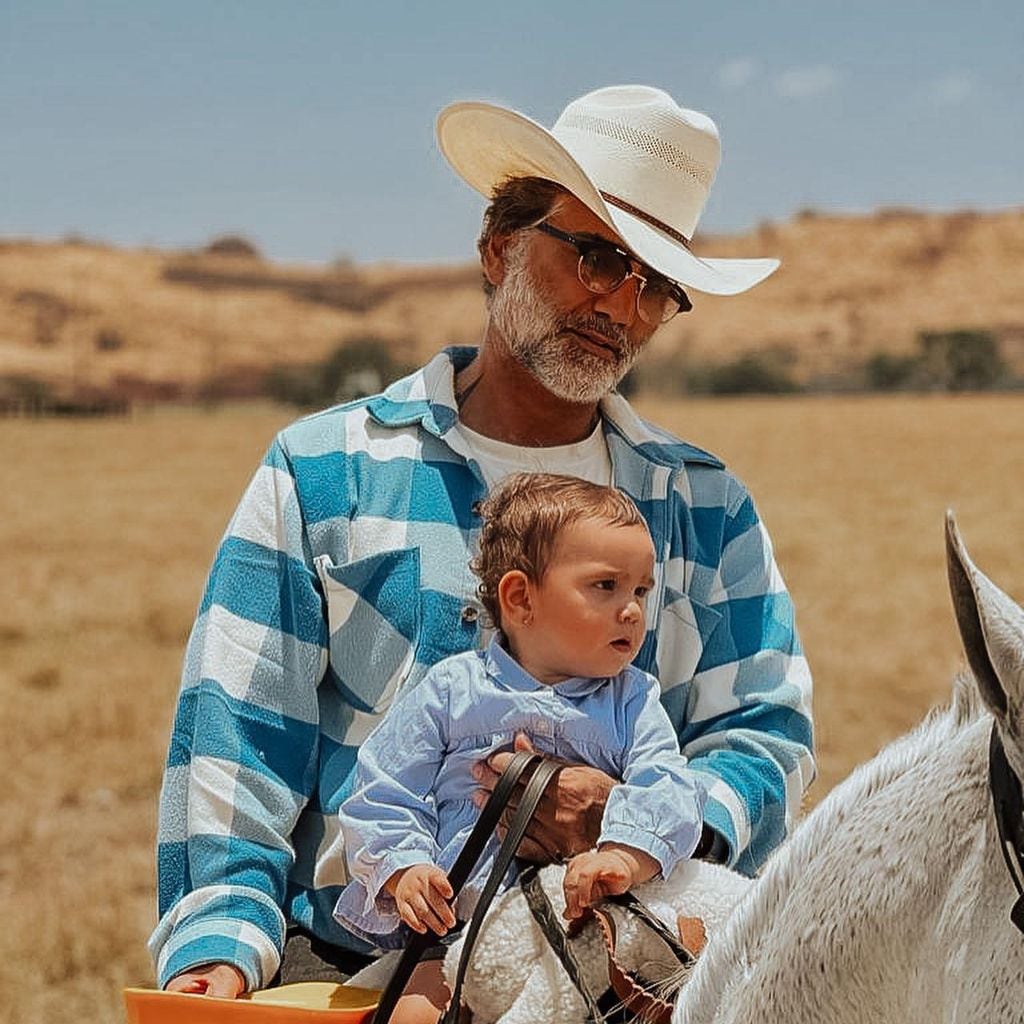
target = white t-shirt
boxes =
[455,420,612,489]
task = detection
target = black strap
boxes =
[440,756,564,1024]
[988,724,1024,935]
[370,750,545,1024]
[520,865,605,1024]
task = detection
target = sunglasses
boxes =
[533,222,692,325]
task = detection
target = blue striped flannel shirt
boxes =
[149,345,814,990]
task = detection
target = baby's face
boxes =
[519,518,655,684]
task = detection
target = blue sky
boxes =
[2,1,1021,262]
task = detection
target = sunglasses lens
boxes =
[638,279,689,324]
[578,247,630,293]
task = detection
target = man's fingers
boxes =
[166,965,245,999]
[473,758,503,792]
[166,977,207,994]
[512,732,536,753]
[205,966,247,999]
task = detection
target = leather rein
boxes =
[988,723,1024,935]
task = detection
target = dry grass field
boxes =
[2,394,1024,1022]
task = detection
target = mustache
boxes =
[556,314,628,348]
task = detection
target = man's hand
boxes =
[472,733,616,862]
[165,963,246,998]
[562,844,660,921]
[385,864,457,936]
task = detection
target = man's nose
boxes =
[591,274,640,327]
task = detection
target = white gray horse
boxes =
[673,513,1024,1023]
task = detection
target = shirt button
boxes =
[461,605,479,624]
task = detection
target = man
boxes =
[152,85,814,998]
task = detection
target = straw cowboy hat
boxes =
[436,84,778,296]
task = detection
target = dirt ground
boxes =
[2,394,1023,1022]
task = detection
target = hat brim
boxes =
[436,100,778,296]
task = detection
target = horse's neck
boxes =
[746,709,993,932]
[677,710,999,1023]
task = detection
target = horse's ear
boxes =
[945,511,1024,721]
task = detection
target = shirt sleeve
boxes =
[332,663,451,946]
[598,672,705,875]
[148,435,327,991]
[676,482,815,876]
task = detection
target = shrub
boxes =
[267,336,413,408]
[264,364,324,408]
[864,352,919,391]
[0,374,52,402]
[95,327,125,352]
[203,234,262,259]
[688,351,801,395]
[918,330,1006,391]
[14,289,72,346]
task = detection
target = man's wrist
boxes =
[582,772,616,844]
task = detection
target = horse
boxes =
[672,513,1024,1023]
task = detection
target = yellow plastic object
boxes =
[124,982,381,1023]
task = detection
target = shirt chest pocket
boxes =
[315,549,422,714]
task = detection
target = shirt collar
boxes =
[483,634,610,698]
[366,345,723,468]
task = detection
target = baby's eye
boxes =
[635,586,650,601]
[595,579,616,591]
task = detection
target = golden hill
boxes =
[2,206,1022,399]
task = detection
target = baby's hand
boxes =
[385,864,457,935]
[165,963,246,998]
[562,844,660,920]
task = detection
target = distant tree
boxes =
[95,327,125,352]
[203,234,262,259]
[688,351,800,395]
[918,330,1005,391]
[0,374,52,402]
[14,289,72,346]
[264,364,323,408]
[266,336,414,408]
[864,352,919,391]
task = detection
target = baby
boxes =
[334,473,705,1022]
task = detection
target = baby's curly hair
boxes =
[472,472,647,630]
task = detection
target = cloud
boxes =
[930,72,974,104]
[718,58,759,91]
[774,65,839,99]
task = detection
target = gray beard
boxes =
[489,242,643,404]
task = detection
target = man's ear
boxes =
[497,570,533,627]
[481,233,512,290]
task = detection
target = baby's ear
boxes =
[497,570,533,627]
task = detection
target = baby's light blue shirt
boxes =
[334,636,705,948]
